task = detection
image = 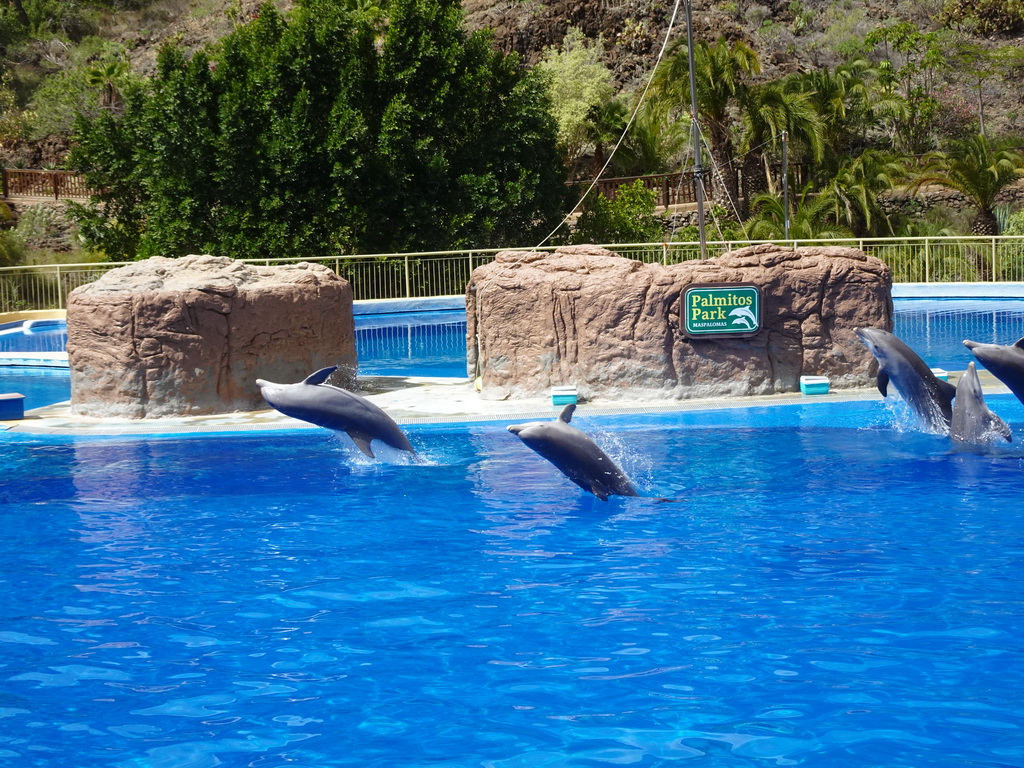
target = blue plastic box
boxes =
[0,392,25,420]
[551,385,578,407]
[799,375,830,395]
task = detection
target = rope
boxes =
[531,0,685,252]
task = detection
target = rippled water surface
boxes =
[2,399,1024,767]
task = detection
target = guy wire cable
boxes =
[528,0,686,255]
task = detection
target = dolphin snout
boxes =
[507,424,523,435]
[963,339,980,350]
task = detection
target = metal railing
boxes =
[4,235,1024,314]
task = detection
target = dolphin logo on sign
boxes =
[729,306,757,330]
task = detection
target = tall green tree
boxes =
[536,28,615,173]
[610,98,688,177]
[70,0,566,260]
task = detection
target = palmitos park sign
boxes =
[683,283,763,338]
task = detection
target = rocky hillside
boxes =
[99,0,1022,133]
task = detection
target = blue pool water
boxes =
[1,399,1024,766]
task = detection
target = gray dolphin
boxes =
[951,362,1012,445]
[256,366,415,457]
[507,404,639,501]
[964,337,1024,406]
[855,327,957,433]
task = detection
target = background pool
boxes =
[356,310,466,377]
[895,298,1024,370]
[1,399,1023,766]
[4,299,1024,409]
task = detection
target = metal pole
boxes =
[685,0,706,260]
[924,237,930,283]
[781,130,790,241]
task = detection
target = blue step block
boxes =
[0,393,25,420]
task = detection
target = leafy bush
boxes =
[940,0,1024,35]
[70,0,567,260]
[571,180,663,244]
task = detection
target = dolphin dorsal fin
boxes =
[303,366,338,385]
[558,404,576,423]
[1015,338,1024,349]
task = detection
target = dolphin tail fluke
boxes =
[348,431,376,458]
[558,404,576,423]
[1015,338,1024,349]
[303,366,339,385]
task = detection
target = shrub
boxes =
[571,180,663,245]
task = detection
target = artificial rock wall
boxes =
[466,243,892,401]
[67,254,356,418]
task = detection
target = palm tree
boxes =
[586,97,628,177]
[785,59,909,176]
[610,99,689,177]
[818,149,909,237]
[745,186,854,241]
[650,36,760,206]
[912,133,1024,236]
[87,56,129,112]
[737,76,825,216]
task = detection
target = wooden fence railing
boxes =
[571,164,811,209]
[1,170,95,200]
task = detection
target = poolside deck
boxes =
[1,368,1011,436]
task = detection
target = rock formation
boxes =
[66,254,356,418]
[466,244,891,401]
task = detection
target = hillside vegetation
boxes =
[2,0,1024,265]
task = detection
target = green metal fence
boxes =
[4,236,1024,314]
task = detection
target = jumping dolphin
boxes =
[951,362,1012,445]
[507,404,639,501]
[256,366,415,458]
[855,327,957,433]
[964,337,1024,406]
